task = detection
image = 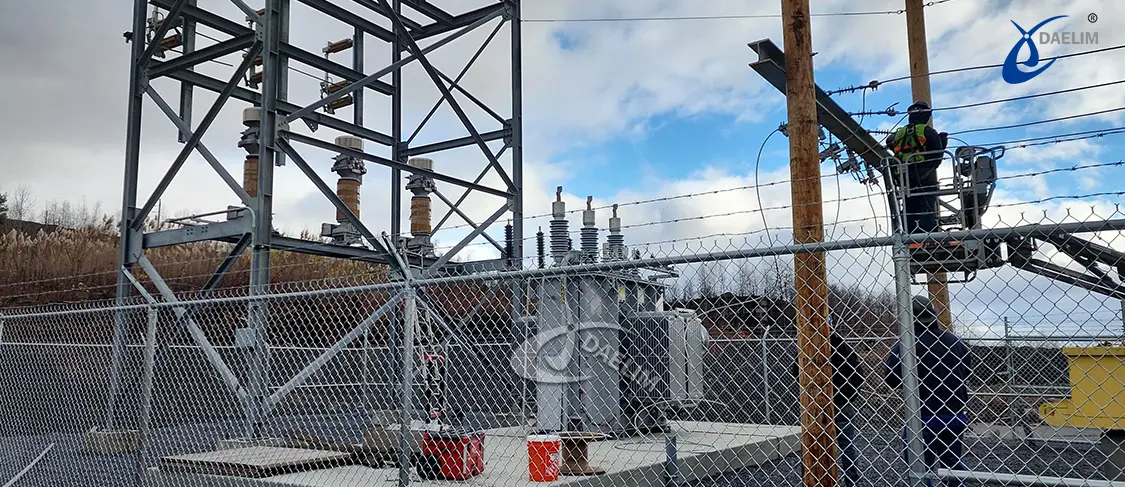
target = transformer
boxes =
[519,188,705,437]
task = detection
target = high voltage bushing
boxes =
[604,204,625,263]
[406,157,436,257]
[332,136,366,222]
[549,186,569,265]
[238,108,261,198]
[580,196,599,263]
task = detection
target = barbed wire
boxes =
[990,190,1125,209]
[950,106,1125,136]
[849,79,1125,117]
[438,170,853,233]
[433,159,1125,251]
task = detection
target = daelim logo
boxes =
[1002,15,1068,84]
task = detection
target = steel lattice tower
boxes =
[108,0,522,438]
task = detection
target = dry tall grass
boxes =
[0,217,387,310]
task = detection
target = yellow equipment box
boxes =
[1039,346,1125,430]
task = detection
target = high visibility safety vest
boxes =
[890,123,929,178]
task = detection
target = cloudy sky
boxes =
[2,0,1124,337]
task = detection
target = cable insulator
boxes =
[581,227,599,263]
[504,223,514,265]
[536,228,546,269]
[550,186,569,265]
[550,219,568,264]
[323,38,354,55]
[580,196,598,263]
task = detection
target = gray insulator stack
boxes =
[550,186,569,265]
[580,196,599,263]
[603,204,626,262]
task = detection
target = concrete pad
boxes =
[160,446,353,478]
[217,438,290,451]
[145,422,799,487]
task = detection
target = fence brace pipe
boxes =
[936,468,1125,487]
[893,235,929,487]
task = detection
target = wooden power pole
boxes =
[905,0,954,331]
[781,0,838,485]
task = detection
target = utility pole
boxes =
[781,0,838,485]
[905,0,953,331]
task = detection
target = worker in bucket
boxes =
[790,317,864,486]
[884,295,972,486]
[885,101,948,234]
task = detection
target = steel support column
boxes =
[177,0,197,143]
[108,0,151,432]
[390,0,403,241]
[245,0,285,439]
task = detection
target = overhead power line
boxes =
[521,0,956,23]
[851,79,1125,116]
[827,43,1125,95]
[949,106,1125,136]
[974,126,1125,150]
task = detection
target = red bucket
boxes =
[527,434,561,482]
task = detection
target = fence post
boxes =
[1004,317,1013,393]
[399,288,417,487]
[665,424,680,487]
[761,330,771,424]
[893,235,929,487]
[136,305,158,484]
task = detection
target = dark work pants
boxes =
[905,193,938,234]
[904,414,968,487]
[836,402,860,487]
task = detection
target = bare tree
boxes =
[695,262,719,299]
[735,260,762,296]
[8,184,35,221]
[42,200,76,227]
[0,191,7,221]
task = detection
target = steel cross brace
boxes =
[284,132,510,198]
[378,0,514,191]
[282,5,503,125]
[134,256,251,404]
[406,18,507,146]
[424,203,510,277]
[276,139,404,276]
[264,289,406,413]
[132,40,263,231]
[431,188,505,254]
[413,4,504,42]
[150,234,252,359]
[145,86,253,206]
[431,143,509,233]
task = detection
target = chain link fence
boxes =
[1,209,1124,487]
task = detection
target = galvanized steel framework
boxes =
[109,0,523,437]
